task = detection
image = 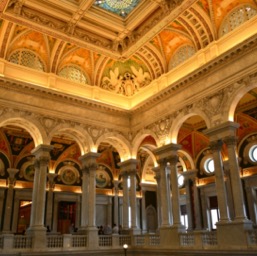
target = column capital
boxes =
[223,135,238,146]
[47,173,57,190]
[7,168,19,187]
[118,159,138,174]
[182,169,198,181]
[79,152,100,171]
[152,166,161,181]
[31,144,53,156]
[154,143,181,162]
[204,121,239,141]
[209,139,223,151]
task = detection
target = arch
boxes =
[0,115,47,147]
[219,4,257,38]
[224,78,257,122]
[48,124,94,155]
[131,129,160,158]
[141,152,156,184]
[169,111,210,144]
[146,205,158,233]
[178,149,195,170]
[95,132,131,161]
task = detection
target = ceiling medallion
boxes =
[95,0,140,17]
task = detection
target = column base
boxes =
[86,227,99,249]
[26,226,47,249]
[217,219,253,249]
[129,227,141,235]
[159,226,183,249]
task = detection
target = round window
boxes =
[178,174,184,188]
[249,145,257,162]
[204,158,215,174]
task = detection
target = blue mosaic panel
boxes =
[95,0,141,17]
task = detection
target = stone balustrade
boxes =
[0,230,256,254]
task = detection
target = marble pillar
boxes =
[79,152,100,248]
[45,173,57,231]
[119,159,140,234]
[27,144,53,249]
[2,168,19,233]
[204,121,253,249]
[113,180,120,226]
[168,155,184,230]
[183,170,198,230]
[153,167,162,228]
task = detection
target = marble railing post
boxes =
[79,152,100,248]
[27,144,53,249]
[113,180,120,226]
[46,173,57,231]
[2,168,19,233]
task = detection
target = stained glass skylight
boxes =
[95,0,141,17]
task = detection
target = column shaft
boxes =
[210,140,230,222]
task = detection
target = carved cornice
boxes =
[0,76,130,117]
[131,33,257,114]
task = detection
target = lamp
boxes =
[123,244,128,256]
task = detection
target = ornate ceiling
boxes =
[0,0,257,99]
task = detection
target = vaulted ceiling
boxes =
[1,0,257,101]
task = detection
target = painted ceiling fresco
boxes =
[94,0,141,17]
[0,0,257,96]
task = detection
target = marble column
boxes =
[154,143,184,248]
[45,173,57,231]
[2,168,19,233]
[113,180,120,226]
[107,196,112,226]
[141,188,147,233]
[121,171,129,230]
[183,170,198,230]
[168,155,184,229]
[27,144,53,249]
[119,159,140,234]
[209,140,230,223]
[224,135,249,222]
[79,152,100,248]
[153,167,162,228]
[204,121,252,248]
[152,160,171,228]
[78,161,89,232]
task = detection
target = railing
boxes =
[134,235,160,247]
[72,235,87,247]
[149,234,160,246]
[99,235,112,247]
[0,235,3,249]
[247,230,257,246]
[180,233,195,247]
[119,235,131,246]
[1,229,255,253]
[14,235,32,249]
[202,231,217,246]
[47,235,63,248]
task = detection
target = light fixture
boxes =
[95,0,105,5]
[123,244,128,256]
